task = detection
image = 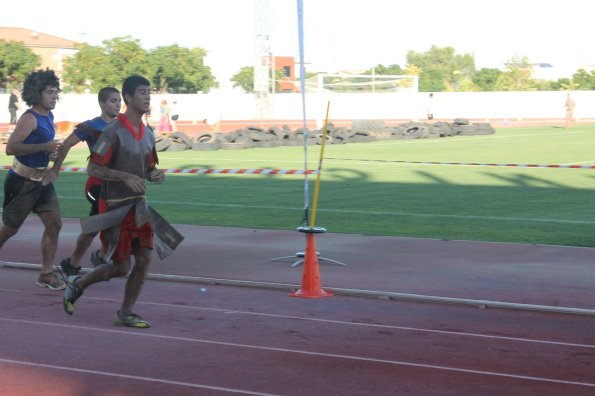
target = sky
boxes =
[2,0,594,89]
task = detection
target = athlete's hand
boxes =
[148,168,164,184]
[40,169,58,186]
[46,139,62,153]
[124,174,146,193]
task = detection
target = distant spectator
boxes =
[158,99,172,133]
[426,93,434,121]
[8,88,21,125]
[170,100,178,130]
[564,93,576,128]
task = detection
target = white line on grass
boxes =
[144,200,595,225]
[1,317,594,388]
[52,195,595,225]
[359,131,585,146]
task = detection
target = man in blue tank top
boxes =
[50,87,122,277]
[0,69,65,290]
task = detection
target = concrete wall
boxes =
[1,91,593,125]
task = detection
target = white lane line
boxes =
[0,317,593,388]
[95,297,595,350]
[0,358,279,396]
[45,196,595,225]
[0,285,593,350]
[144,202,595,225]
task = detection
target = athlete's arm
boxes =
[87,160,146,194]
[5,112,62,156]
[41,132,83,185]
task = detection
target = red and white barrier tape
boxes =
[0,165,318,175]
[327,158,595,169]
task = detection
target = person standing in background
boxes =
[8,88,21,125]
[564,93,576,128]
[158,99,172,133]
[426,93,434,121]
[170,100,178,131]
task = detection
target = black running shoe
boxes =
[90,250,104,268]
[63,276,83,315]
[59,257,81,277]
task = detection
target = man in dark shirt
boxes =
[8,89,21,125]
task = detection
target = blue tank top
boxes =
[74,116,109,152]
[15,109,55,168]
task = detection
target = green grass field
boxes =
[3,124,595,247]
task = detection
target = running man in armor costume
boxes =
[63,75,183,328]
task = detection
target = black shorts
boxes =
[2,172,60,229]
[86,184,101,216]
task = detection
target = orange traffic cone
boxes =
[289,233,333,298]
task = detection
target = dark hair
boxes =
[21,69,60,107]
[122,75,150,104]
[98,87,120,103]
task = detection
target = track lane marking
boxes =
[0,358,279,396]
[0,285,593,350]
[0,317,593,388]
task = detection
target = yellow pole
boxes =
[309,101,330,228]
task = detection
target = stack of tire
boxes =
[153,119,496,152]
[155,132,194,152]
[387,119,495,139]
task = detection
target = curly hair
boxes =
[21,68,61,107]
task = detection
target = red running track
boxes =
[1,267,595,396]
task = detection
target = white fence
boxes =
[1,91,592,125]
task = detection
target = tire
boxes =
[220,142,252,150]
[283,139,304,146]
[254,140,283,148]
[155,136,172,151]
[192,141,221,151]
[195,132,217,144]
[453,125,478,135]
[268,126,287,141]
[165,139,188,151]
[171,131,193,147]
[402,125,429,139]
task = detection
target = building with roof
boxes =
[0,27,79,74]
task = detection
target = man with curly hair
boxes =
[0,69,65,290]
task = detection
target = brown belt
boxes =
[12,158,46,182]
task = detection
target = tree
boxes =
[62,43,113,93]
[0,40,41,90]
[230,66,286,93]
[231,66,255,93]
[494,55,536,91]
[365,64,404,75]
[63,37,218,93]
[147,45,218,93]
[406,45,476,92]
[473,68,503,91]
[571,69,595,90]
[62,37,148,93]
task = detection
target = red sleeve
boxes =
[90,147,113,166]
[147,148,158,171]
